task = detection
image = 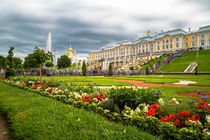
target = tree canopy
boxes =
[57,55,71,69]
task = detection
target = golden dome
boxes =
[68,44,72,52]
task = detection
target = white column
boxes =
[180,37,182,49]
[197,33,199,48]
[206,33,208,48]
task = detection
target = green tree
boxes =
[82,60,87,76]
[195,66,198,76]
[57,55,71,69]
[0,56,7,70]
[23,54,39,69]
[13,57,23,69]
[129,66,134,70]
[5,47,15,78]
[146,66,149,75]
[33,47,53,80]
[108,63,113,76]
[45,61,54,68]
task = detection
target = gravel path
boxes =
[111,79,210,88]
[0,114,9,140]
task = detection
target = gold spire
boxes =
[68,43,72,54]
[65,49,67,56]
[74,49,76,56]
[147,30,150,36]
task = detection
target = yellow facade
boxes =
[88,26,210,63]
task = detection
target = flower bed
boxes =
[1,77,209,139]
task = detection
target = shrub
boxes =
[108,87,160,110]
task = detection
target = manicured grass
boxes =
[140,54,167,70]
[158,49,210,73]
[111,75,210,86]
[30,76,133,86]
[151,86,210,98]
[0,82,157,140]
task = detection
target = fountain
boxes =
[46,32,52,52]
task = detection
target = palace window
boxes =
[170,39,173,42]
[191,41,195,46]
[201,40,205,46]
[209,33,210,37]
[176,38,179,42]
[185,42,188,47]
[170,44,173,48]
[166,40,168,43]
[162,45,165,49]
[176,43,179,47]
[192,36,195,39]
[185,37,188,41]
[166,44,168,49]
[209,39,210,45]
[158,46,160,50]
[162,40,165,43]
[201,34,204,38]
[158,41,160,44]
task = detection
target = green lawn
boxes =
[0,82,157,140]
[29,76,132,86]
[158,49,210,73]
[111,75,210,86]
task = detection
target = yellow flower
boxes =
[76,118,80,122]
[133,89,138,92]
[124,86,127,88]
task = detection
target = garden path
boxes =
[0,114,9,140]
[111,79,210,88]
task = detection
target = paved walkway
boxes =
[0,114,9,140]
[111,79,210,88]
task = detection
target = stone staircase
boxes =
[184,62,198,73]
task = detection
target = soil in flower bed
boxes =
[0,114,10,140]
[178,92,210,97]
[111,79,210,88]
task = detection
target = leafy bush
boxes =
[108,87,160,110]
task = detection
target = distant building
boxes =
[65,44,78,64]
[88,25,210,70]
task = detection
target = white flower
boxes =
[158,98,164,105]
[82,93,87,97]
[93,98,98,103]
[135,107,140,113]
[104,109,110,114]
[206,115,210,123]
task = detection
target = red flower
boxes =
[49,88,54,92]
[61,88,64,91]
[181,111,190,117]
[174,119,180,126]
[2,78,6,80]
[169,113,175,121]
[21,82,27,86]
[42,49,45,53]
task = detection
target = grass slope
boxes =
[0,82,156,140]
[158,49,210,73]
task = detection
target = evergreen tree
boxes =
[195,66,198,76]
[108,63,113,76]
[5,47,15,78]
[146,66,149,75]
[82,60,87,76]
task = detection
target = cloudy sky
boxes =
[0,0,210,60]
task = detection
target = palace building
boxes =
[65,44,78,64]
[88,25,210,71]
